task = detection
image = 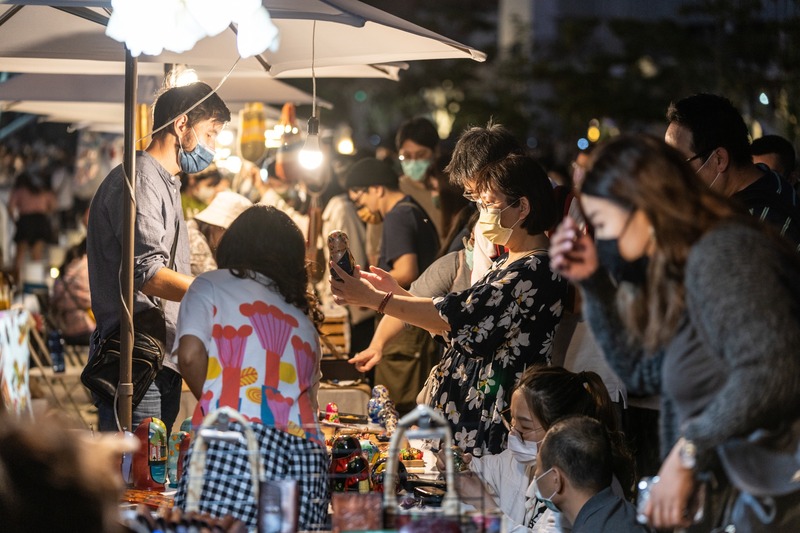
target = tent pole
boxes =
[119,46,137,432]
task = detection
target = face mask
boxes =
[477,201,521,246]
[595,238,649,284]
[464,246,474,271]
[594,210,649,284]
[401,159,431,182]
[507,433,538,464]
[178,128,215,174]
[532,467,560,513]
[357,204,383,225]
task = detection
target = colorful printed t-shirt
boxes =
[175,269,322,444]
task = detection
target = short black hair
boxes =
[666,93,752,167]
[152,82,231,140]
[395,117,439,151]
[751,134,796,175]
[538,416,613,494]
[445,120,525,187]
[475,154,558,235]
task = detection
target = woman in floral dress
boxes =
[175,205,327,529]
[332,154,567,454]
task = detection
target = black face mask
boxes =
[595,238,649,284]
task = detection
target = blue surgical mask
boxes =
[401,159,431,182]
[178,128,215,174]
[532,467,560,513]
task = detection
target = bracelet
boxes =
[377,291,393,314]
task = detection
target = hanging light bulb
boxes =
[299,116,323,169]
[299,21,323,170]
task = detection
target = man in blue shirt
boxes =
[532,416,651,533]
[87,82,230,432]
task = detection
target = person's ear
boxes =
[552,466,565,494]
[714,147,731,173]
[518,196,531,220]
[173,114,190,136]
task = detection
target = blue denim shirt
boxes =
[87,151,190,370]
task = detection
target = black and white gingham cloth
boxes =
[175,421,329,530]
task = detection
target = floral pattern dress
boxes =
[430,251,567,455]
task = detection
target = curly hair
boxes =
[215,205,323,328]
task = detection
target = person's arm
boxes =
[331,262,448,334]
[174,276,215,399]
[133,169,193,301]
[348,314,406,371]
[551,217,663,396]
[579,269,664,396]
[388,252,419,288]
[681,224,800,453]
[177,335,208,399]
[141,267,194,302]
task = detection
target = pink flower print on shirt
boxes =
[240,301,298,390]
[212,324,252,410]
[292,335,318,438]
[264,389,294,430]
[193,390,214,428]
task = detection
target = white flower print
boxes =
[550,298,563,317]
[477,363,496,394]
[472,315,495,344]
[455,427,477,449]
[453,363,468,385]
[466,386,484,410]
[540,330,555,355]
[512,279,537,309]
[486,288,504,307]
[490,270,519,290]
[460,293,476,314]
[446,401,461,425]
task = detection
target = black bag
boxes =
[81,307,166,408]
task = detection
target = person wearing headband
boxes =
[87,81,231,433]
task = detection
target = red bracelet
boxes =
[377,291,393,314]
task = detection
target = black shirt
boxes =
[378,195,440,276]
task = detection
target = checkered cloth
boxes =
[175,421,329,530]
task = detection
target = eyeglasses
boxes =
[476,196,520,212]
[685,149,714,164]
[499,407,543,443]
[463,189,479,203]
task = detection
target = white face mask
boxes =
[477,200,521,246]
[507,432,538,464]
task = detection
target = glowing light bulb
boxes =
[299,117,323,169]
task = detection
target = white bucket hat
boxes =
[194,191,253,229]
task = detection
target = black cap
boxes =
[345,157,399,189]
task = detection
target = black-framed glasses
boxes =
[685,149,714,164]
[498,407,543,443]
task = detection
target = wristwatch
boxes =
[678,438,697,470]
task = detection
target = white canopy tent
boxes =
[0,0,486,430]
[0,2,484,75]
